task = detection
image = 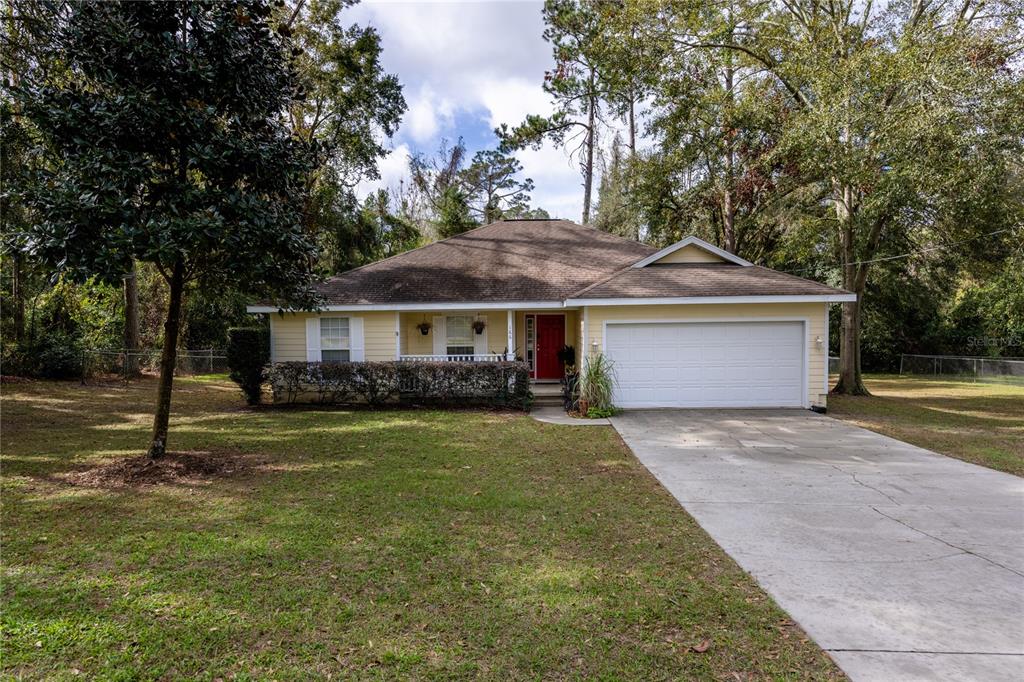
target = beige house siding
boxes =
[581,302,829,408]
[267,303,829,407]
[269,313,306,362]
[398,310,510,356]
[362,312,399,360]
[654,244,726,264]
[269,311,397,362]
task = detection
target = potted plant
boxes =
[472,318,486,334]
[556,344,576,369]
[416,321,432,336]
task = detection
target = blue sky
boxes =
[348,0,587,221]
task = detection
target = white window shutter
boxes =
[305,317,321,362]
[432,316,446,355]
[349,316,365,361]
[473,315,488,357]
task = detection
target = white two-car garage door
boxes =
[604,321,805,408]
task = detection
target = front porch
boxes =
[399,353,511,362]
[397,308,580,381]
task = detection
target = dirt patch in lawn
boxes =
[60,449,263,488]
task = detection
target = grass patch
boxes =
[2,377,842,679]
[829,374,1024,476]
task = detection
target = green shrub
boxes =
[353,362,399,406]
[579,353,616,411]
[34,332,85,379]
[266,360,531,409]
[1,342,31,377]
[2,332,84,379]
[226,327,269,405]
[556,344,576,368]
[586,406,617,419]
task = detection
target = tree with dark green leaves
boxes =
[433,185,478,239]
[503,206,552,220]
[7,0,320,457]
[318,187,420,273]
[409,138,478,238]
[361,189,420,259]
[410,139,544,235]
[594,134,642,241]
[498,0,606,224]
[461,149,535,224]
[281,0,405,243]
[619,0,1024,393]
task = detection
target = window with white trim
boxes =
[445,315,474,356]
[320,317,350,362]
[525,315,535,372]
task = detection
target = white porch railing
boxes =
[399,353,511,362]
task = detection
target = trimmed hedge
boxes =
[267,360,532,409]
[227,327,270,405]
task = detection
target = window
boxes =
[445,315,474,356]
[320,317,350,363]
[525,315,535,372]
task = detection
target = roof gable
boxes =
[632,236,752,268]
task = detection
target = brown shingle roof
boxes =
[306,220,848,305]
[569,263,849,299]
[314,219,657,304]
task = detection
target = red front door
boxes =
[535,314,565,379]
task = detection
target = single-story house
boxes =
[247,219,854,409]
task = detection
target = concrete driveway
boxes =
[611,409,1024,682]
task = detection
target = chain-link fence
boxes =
[899,354,1024,382]
[82,349,227,382]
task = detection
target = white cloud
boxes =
[375,142,413,190]
[350,0,550,131]
[516,144,583,221]
[349,0,585,221]
[474,76,553,129]
[404,85,454,143]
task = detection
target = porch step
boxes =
[532,390,564,408]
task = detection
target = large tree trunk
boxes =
[628,96,636,158]
[831,186,872,395]
[721,25,737,254]
[147,260,185,459]
[581,71,597,224]
[833,295,869,395]
[124,261,140,376]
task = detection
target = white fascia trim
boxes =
[245,300,566,314]
[631,235,753,268]
[564,294,856,307]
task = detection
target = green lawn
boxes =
[1,377,841,680]
[829,374,1024,476]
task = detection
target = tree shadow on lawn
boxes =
[2,381,842,678]
[831,377,1024,421]
[836,394,1023,421]
[3,441,840,680]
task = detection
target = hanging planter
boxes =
[472,319,487,335]
[416,321,432,336]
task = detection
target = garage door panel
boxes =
[605,321,804,408]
